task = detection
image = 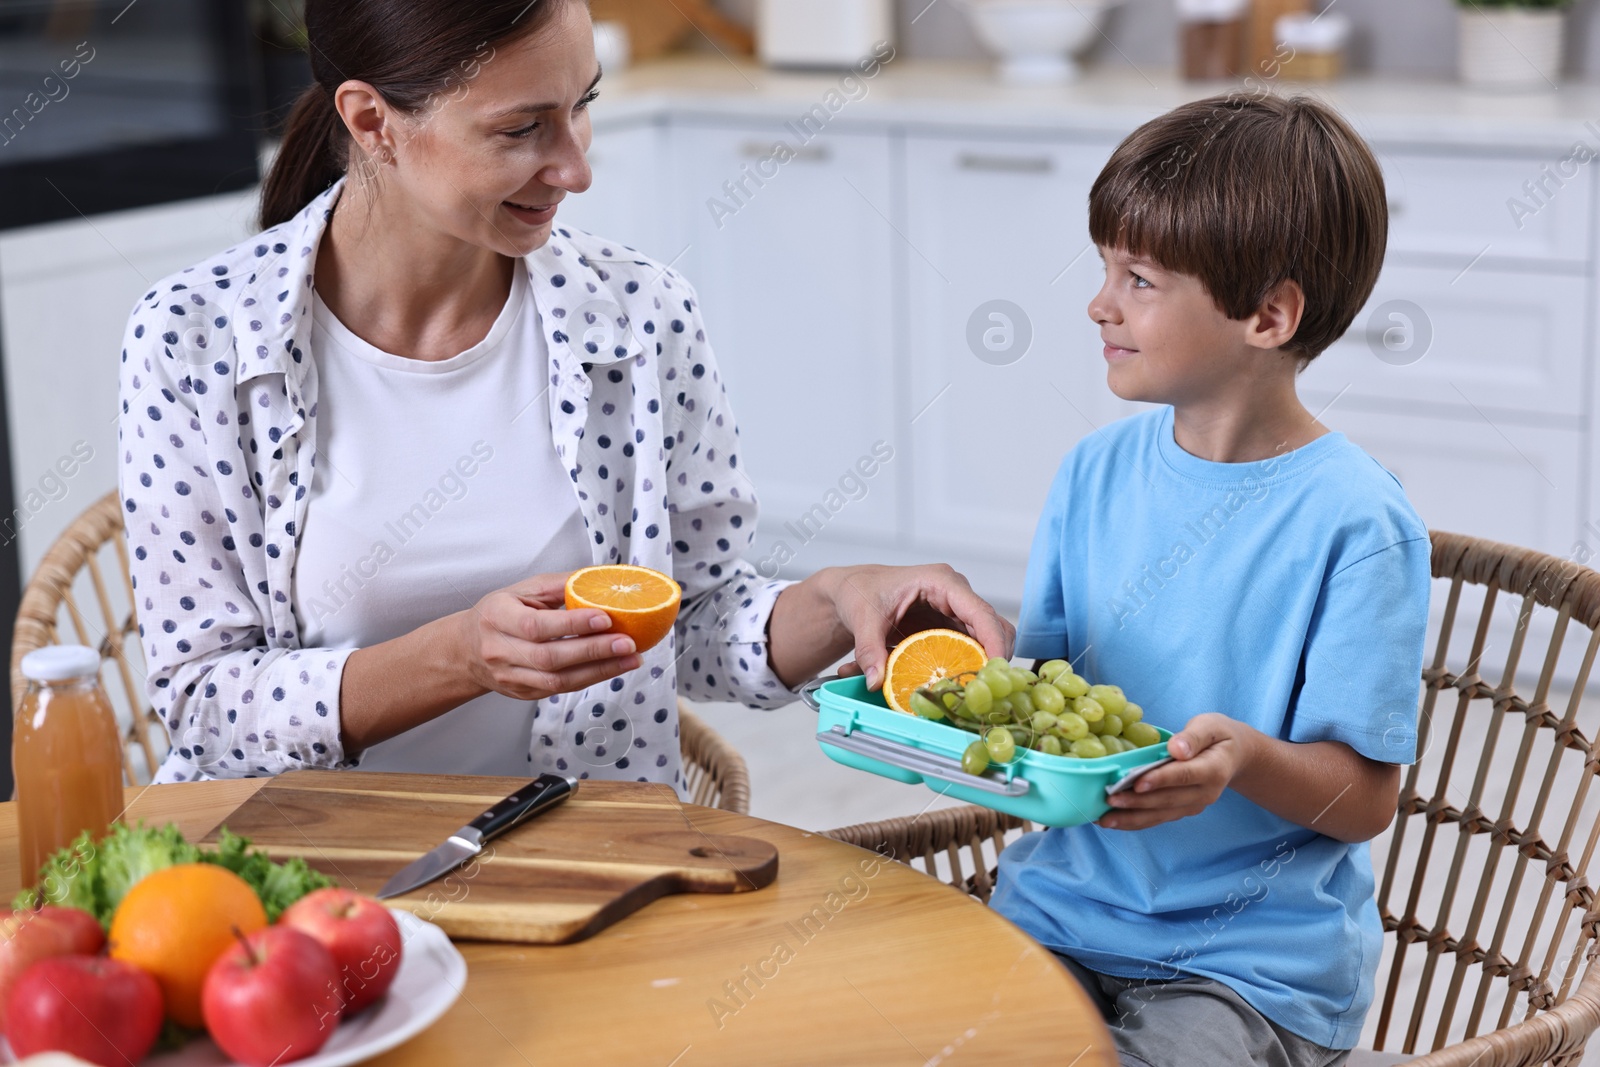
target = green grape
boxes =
[1030,682,1066,716]
[984,708,1012,725]
[1008,689,1035,717]
[1055,712,1089,741]
[962,677,993,716]
[1106,736,1131,754]
[1101,713,1124,738]
[1039,659,1070,680]
[978,666,1013,700]
[1124,722,1161,748]
[1086,715,1109,736]
[985,727,1017,763]
[910,691,946,721]
[1030,711,1060,732]
[1038,734,1064,756]
[1073,696,1105,723]
[1011,669,1038,688]
[953,698,982,721]
[984,656,1010,672]
[941,691,960,710]
[1055,672,1090,699]
[1071,737,1108,759]
[1121,703,1144,726]
[1088,685,1127,717]
[962,741,991,775]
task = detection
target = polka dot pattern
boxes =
[117,178,798,788]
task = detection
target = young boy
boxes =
[989,93,1431,1067]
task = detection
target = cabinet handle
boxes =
[741,141,832,163]
[957,152,1054,174]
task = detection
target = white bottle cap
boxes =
[1176,0,1250,21]
[21,645,102,683]
[1276,12,1350,51]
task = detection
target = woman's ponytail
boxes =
[258,84,347,230]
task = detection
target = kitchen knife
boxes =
[377,774,578,899]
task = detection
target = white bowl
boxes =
[960,0,1121,85]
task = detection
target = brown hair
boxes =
[1088,92,1387,361]
[259,0,577,229]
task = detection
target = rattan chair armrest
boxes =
[1376,964,1600,1067]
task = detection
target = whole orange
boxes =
[108,864,267,1028]
[564,564,682,654]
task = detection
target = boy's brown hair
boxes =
[1088,92,1387,361]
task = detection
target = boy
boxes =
[990,92,1431,1067]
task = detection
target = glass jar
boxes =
[13,645,124,885]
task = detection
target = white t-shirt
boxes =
[294,263,591,775]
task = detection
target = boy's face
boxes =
[1088,246,1264,407]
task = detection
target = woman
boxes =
[117,0,1012,785]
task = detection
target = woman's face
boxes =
[372,0,599,257]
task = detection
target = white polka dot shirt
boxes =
[116,179,798,786]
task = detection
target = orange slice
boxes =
[564,564,682,654]
[882,628,988,714]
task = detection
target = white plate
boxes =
[3,910,466,1067]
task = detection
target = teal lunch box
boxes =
[802,675,1173,828]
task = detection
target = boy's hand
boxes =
[1099,713,1258,831]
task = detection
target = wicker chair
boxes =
[824,531,1600,1066]
[10,489,751,814]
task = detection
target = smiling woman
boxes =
[115,0,1013,787]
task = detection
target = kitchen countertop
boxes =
[590,54,1600,151]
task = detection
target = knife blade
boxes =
[377,773,578,899]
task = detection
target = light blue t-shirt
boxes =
[992,406,1430,1049]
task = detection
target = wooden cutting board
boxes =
[200,771,778,944]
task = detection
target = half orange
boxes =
[564,564,682,654]
[882,628,989,714]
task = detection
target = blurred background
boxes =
[0,0,1596,820]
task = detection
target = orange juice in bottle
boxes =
[13,646,124,885]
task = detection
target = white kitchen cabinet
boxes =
[0,189,258,577]
[1300,263,1588,421]
[667,119,902,562]
[902,132,1129,574]
[1377,147,1592,267]
[557,118,670,262]
[1315,406,1582,558]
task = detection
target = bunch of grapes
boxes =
[910,658,1164,776]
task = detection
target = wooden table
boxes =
[0,782,1116,1066]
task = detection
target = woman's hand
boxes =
[340,572,642,756]
[456,572,643,700]
[766,564,1015,691]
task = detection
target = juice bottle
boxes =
[13,645,124,886]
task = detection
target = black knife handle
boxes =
[469,774,577,842]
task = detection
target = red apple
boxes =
[6,955,162,1067]
[36,907,104,956]
[202,926,342,1067]
[0,909,89,1029]
[279,889,403,1016]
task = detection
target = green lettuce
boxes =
[13,821,333,925]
